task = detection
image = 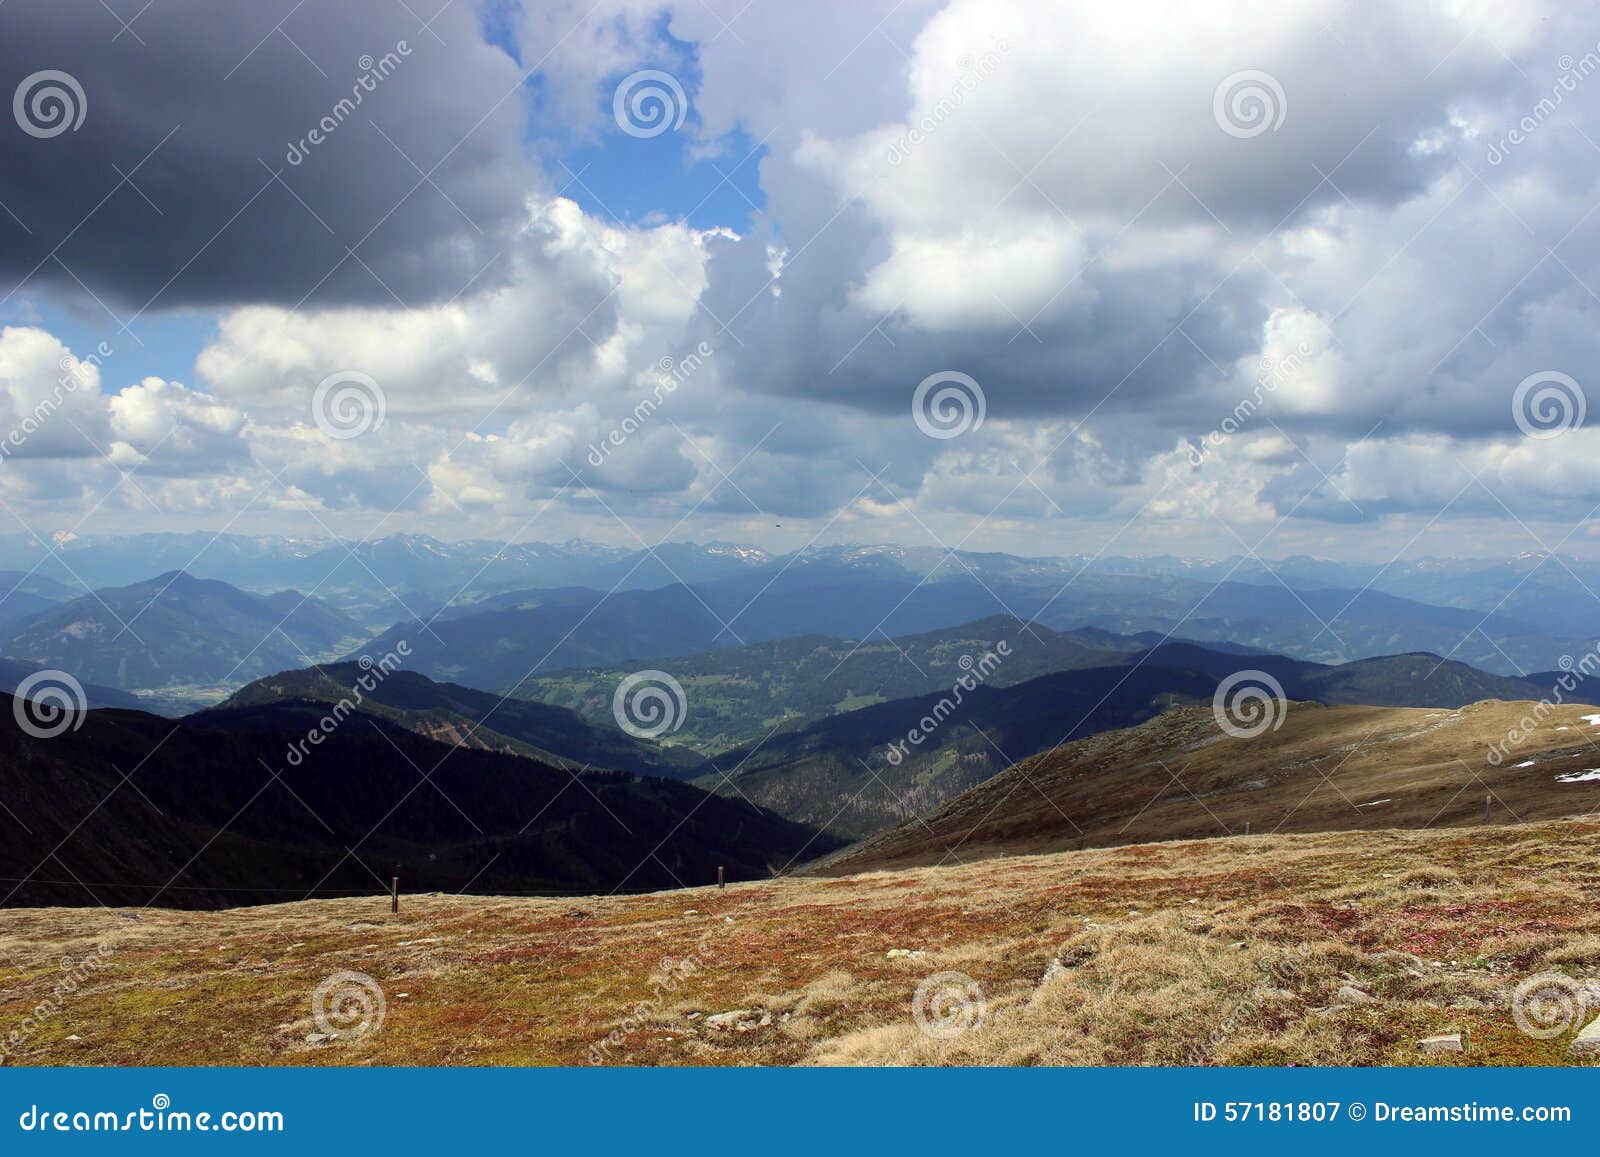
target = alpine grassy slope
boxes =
[816,698,1600,874]
[2,817,1596,1066]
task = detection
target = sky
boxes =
[3,0,1600,563]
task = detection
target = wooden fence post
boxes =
[717,865,725,889]
[390,876,399,913]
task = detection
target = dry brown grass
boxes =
[2,816,1598,1067]
[816,700,1600,875]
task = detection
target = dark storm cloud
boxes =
[0,0,534,313]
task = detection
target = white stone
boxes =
[1418,1033,1464,1053]
[1568,1016,1600,1056]
[705,1009,771,1032]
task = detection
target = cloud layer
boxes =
[6,0,1600,561]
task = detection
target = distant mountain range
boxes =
[0,571,81,634]
[522,616,1137,753]
[172,622,1581,847]
[2,536,1596,718]
[0,692,832,909]
[212,662,706,779]
[1,571,365,692]
[0,657,141,710]
[361,561,1583,688]
[8,531,1600,643]
[0,534,774,626]
[521,615,1571,756]
[3,537,1595,909]
[686,634,1579,841]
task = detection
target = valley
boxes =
[3,534,1599,1072]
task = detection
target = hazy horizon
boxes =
[4,527,1599,571]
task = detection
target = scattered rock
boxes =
[682,910,698,916]
[1257,988,1299,1003]
[304,1032,334,1046]
[1448,997,1489,1011]
[64,1034,81,1041]
[1336,985,1374,1005]
[1228,941,1246,950]
[1031,961,1069,1007]
[705,1009,771,1032]
[1569,1016,1600,1057]
[1418,1033,1464,1054]
[885,948,925,959]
